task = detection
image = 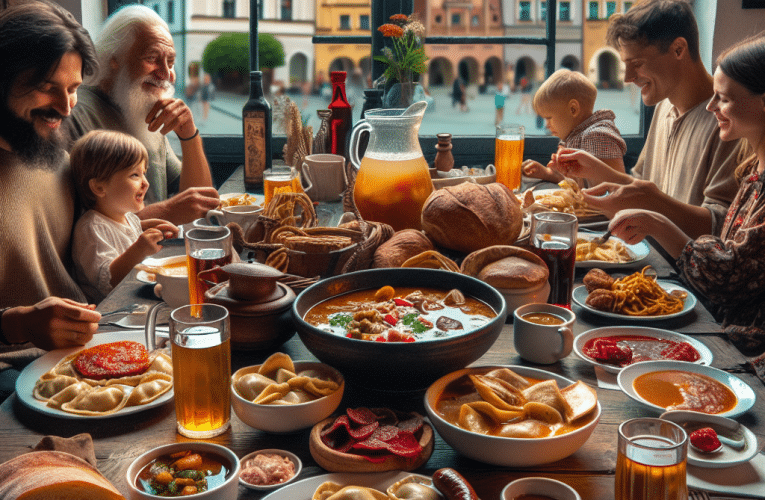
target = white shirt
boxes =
[72,210,143,303]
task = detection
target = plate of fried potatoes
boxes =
[575,232,649,268]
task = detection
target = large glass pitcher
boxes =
[348,101,433,231]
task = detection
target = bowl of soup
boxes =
[424,365,601,466]
[126,442,240,499]
[292,268,507,390]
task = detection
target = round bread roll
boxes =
[420,183,523,254]
[373,229,434,268]
[461,245,549,289]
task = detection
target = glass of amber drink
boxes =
[495,123,525,191]
[171,304,231,438]
[184,226,233,313]
[263,166,306,206]
[616,418,688,500]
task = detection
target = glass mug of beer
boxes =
[495,123,525,191]
[531,212,578,308]
[263,165,311,206]
[616,418,688,500]
[170,304,232,438]
[184,226,233,310]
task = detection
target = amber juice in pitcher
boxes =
[354,153,432,231]
[348,102,433,231]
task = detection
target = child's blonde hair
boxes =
[70,130,148,209]
[533,69,597,115]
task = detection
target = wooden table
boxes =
[1,173,763,499]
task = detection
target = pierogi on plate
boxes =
[435,368,598,438]
[33,341,172,416]
[313,475,442,500]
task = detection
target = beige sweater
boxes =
[0,149,86,308]
[632,98,742,236]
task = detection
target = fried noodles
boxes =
[588,266,687,316]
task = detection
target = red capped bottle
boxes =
[328,71,352,160]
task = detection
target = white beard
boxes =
[110,68,174,155]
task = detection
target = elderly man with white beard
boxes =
[65,5,219,225]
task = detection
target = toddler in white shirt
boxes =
[71,130,178,303]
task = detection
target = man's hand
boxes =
[138,186,220,225]
[582,179,660,219]
[2,298,100,351]
[145,97,197,140]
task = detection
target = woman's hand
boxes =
[609,209,691,258]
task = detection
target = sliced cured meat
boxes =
[74,341,150,380]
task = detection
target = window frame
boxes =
[132,0,649,173]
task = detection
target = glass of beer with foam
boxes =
[170,304,231,438]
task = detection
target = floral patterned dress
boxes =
[677,162,765,340]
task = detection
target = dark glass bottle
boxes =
[242,71,272,190]
[328,71,352,160]
[356,88,384,159]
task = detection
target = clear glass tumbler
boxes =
[171,304,231,438]
[495,123,525,191]
[184,226,233,310]
[615,417,688,500]
[530,212,578,308]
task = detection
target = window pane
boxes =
[606,1,617,18]
[560,1,571,21]
[519,2,531,21]
[451,13,461,25]
[540,1,547,21]
[360,14,370,30]
[589,1,599,19]
[340,14,351,30]
[624,1,633,12]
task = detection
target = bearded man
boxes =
[0,2,102,401]
[65,5,219,225]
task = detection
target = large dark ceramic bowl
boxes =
[292,268,507,390]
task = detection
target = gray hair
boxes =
[89,4,169,85]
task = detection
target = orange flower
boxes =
[389,13,409,23]
[378,24,404,38]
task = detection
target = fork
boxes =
[98,303,142,318]
[591,228,612,246]
[689,491,711,500]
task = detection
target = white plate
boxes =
[239,449,302,491]
[15,330,173,420]
[220,192,264,206]
[617,360,756,418]
[574,326,713,374]
[576,232,650,268]
[660,411,762,469]
[572,282,697,321]
[136,270,155,285]
[260,471,431,500]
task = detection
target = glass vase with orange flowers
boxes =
[375,14,428,108]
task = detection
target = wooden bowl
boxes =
[309,416,434,473]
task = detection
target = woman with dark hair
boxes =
[607,31,765,355]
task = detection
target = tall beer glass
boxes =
[615,418,688,500]
[184,226,233,313]
[171,304,231,438]
[495,123,525,191]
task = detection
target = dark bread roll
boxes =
[373,229,434,268]
[420,182,523,253]
[461,245,548,289]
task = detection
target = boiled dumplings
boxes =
[233,353,340,405]
[33,349,173,416]
[311,476,442,500]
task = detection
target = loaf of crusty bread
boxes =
[0,451,125,500]
[420,183,523,254]
[461,245,549,289]
[373,229,434,268]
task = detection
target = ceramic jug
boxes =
[348,101,433,231]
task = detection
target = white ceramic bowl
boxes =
[231,361,344,433]
[154,272,189,309]
[125,442,240,500]
[239,448,302,491]
[501,477,582,500]
[496,281,551,315]
[424,365,601,467]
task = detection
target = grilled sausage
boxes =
[432,467,479,500]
